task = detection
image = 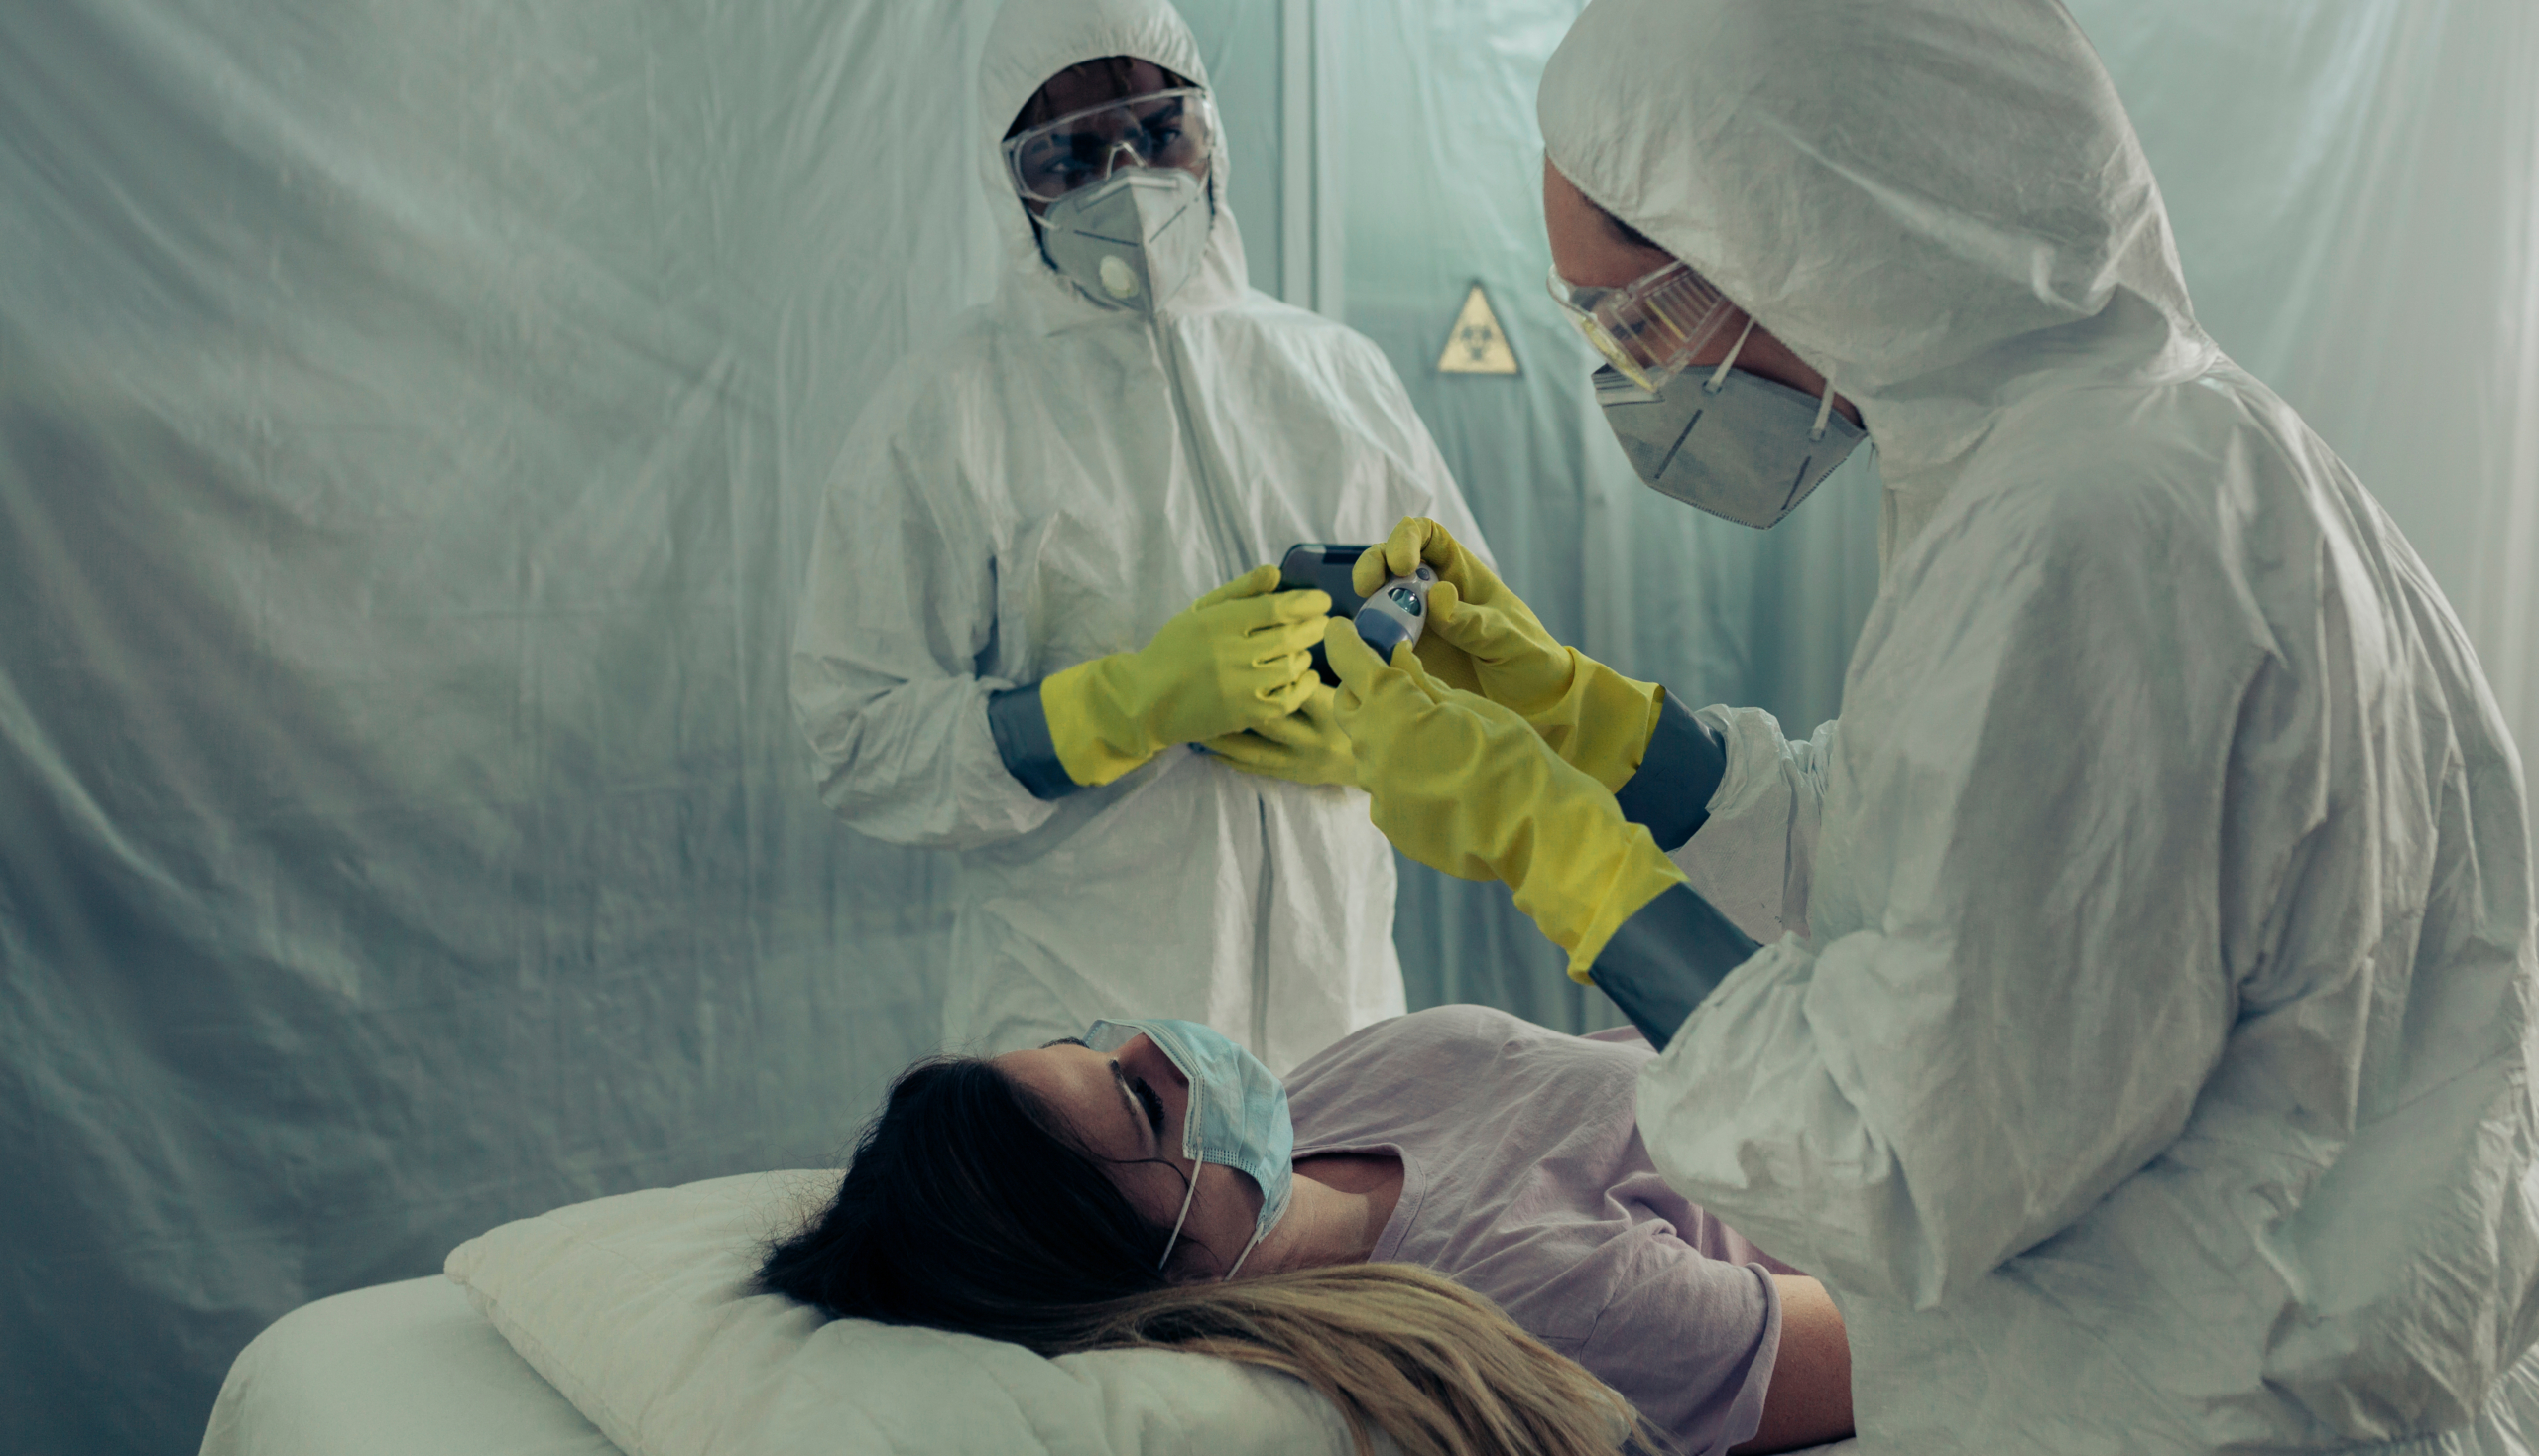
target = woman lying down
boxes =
[760,1006,1856,1456]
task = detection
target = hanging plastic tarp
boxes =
[4,0,2535,1451]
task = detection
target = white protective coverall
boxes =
[789,0,1486,1071]
[1540,1,2539,1450]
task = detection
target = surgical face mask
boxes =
[1594,321,1868,530]
[1084,1017,1293,1279]
[1035,167,1212,315]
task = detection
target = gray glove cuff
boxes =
[987,683,1083,801]
[1586,881,1761,1049]
[1613,690,1725,852]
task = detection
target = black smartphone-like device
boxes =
[1278,543,1373,687]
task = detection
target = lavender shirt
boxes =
[1284,1005,1796,1456]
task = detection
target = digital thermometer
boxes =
[1353,564,1436,661]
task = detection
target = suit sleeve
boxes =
[1633,484,2250,1308]
[787,392,1060,850]
[1662,707,1839,944]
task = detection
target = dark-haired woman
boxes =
[763,1005,1855,1456]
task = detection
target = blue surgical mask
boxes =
[1085,1018,1293,1278]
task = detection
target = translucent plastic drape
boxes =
[3,2,2532,1453]
[2067,0,2539,807]
[0,5,1007,1451]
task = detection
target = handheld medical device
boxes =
[1276,544,1368,614]
[1279,544,1367,686]
[1278,544,1435,684]
[1352,564,1435,661]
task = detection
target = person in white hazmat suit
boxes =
[788,0,1489,1073]
[1319,0,2539,1449]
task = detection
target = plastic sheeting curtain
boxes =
[1,6,1004,1452]
[3,2,2535,1453]
[2069,0,2539,793]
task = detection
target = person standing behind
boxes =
[790,0,1489,1071]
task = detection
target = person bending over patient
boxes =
[760,1005,1854,1456]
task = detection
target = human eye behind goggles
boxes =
[1003,87,1216,202]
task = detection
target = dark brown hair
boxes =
[757,1056,1184,1339]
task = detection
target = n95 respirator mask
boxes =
[1036,168,1212,315]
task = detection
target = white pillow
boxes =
[443,1170,1372,1456]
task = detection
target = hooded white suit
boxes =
[1540,1,2539,1449]
[789,0,1485,1071]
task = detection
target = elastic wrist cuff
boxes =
[1582,882,1763,1049]
[1614,690,1726,852]
[987,684,1083,801]
[1555,659,1667,794]
[1037,657,1159,788]
[1552,835,1688,983]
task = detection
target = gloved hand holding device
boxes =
[1355,517,1664,791]
[1202,681,1357,788]
[1038,564,1329,788]
[1324,618,1759,1047]
[1323,618,1680,970]
[1277,542,1439,689]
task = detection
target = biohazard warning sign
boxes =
[1437,283,1520,375]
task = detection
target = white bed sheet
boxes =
[192,1272,1860,1456]
[199,1275,622,1456]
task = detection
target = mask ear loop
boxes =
[1221,1227,1267,1281]
[1153,1064,1204,1273]
[1704,316,1758,395]
[1154,1172,1201,1272]
[1809,371,1840,443]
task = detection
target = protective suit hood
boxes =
[1538,0,2219,557]
[978,0,1249,327]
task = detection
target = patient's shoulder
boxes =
[1390,1003,1539,1041]
[1310,1004,1540,1060]
[1287,1005,1637,1094]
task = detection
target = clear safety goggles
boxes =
[1003,87,1217,203]
[1546,258,1746,394]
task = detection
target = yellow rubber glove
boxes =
[1201,682,1356,788]
[1041,565,1328,788]
[1356,518,1664,792]
[1324,618,1685,979]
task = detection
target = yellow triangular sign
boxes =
[1437,283,1519,375]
